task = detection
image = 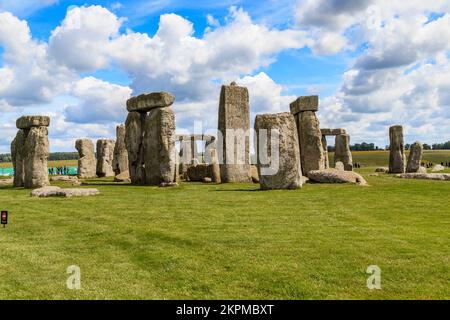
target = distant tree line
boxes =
[328,142,381,152]
[0,152,79,162]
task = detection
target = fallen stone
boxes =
[50,176,81,186]
[367,173,379,177]
[0,178,13,185]
[375,167,389,173]
[16,116,50,129]
[187,164,210,182]
[335,161,345,171]
[418,166,427,174]
[308,169,368,186]
[290,96,319,114]
[159,182,178,188]
[31,186,100,197]
[396,173,450,181]
[432,164,445,172]
[114,170,131,183]
[203,177,212,183]
[127,92,175,112]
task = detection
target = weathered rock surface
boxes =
[255,112,302,190]
[112,124,129,175]
[406,141,423,173]
[31,186,100,197]
[50,176,81,186]
[75,139,96,179]
[389,125,405,174]
[335,161,345,171]
[144,107,177,185]
[418,166,427,174]
[321,135,329,169]
[11,129,27,187]
[432,164,445,172]
[375,167,389,173]
[290,96,319,114]
[218,82,251,183]
[96,139,115,177]
[396,173,450,181]
[209,148,221,183]
[334,134,353,171]
[321,128,346,136]
[187,164,211,182]
[24,126,50,188]
[308,169,368,186]
[0,178,13,185]
[125,111,146,184]
[114,170,131,183]
[250,165,259,183]
[297,111,325,174]
[16,116,50,129]
[126,92,175,112]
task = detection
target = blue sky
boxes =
[0,0,449,152]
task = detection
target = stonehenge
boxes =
[389,125,405,174]
[307,169,368,186]
[406,141,423,173]
[96,139,115,177]
[75,139,96,179]
[320,128,352,171]
[218,82,252,183]
[177,134,216,175]
[334,134,353,171]
[254,112,302,190]
[11,116,50,188]
[125,92,178,186]
[290,96,325,175]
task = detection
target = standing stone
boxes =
[389,125,405,174]
[75,139,96,179]
[112,125,129,175]
[334,134,353,171]
[255,112,302,190]
[218,82,251,183]
[297,111,325,174]
[125,111,146,184]
[209,148,221,183]
[290,96,324,175]
[144,107,177,185]
[321,135,329,169]
[11,130,27,187]
[24,126,50,188]
[96,139,115,177]
[406,141,423,173]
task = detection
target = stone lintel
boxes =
[126,92,175,112]
[321,128,347,136]
[16,116,50,129]
[290,96,319,114]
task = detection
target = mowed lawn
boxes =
[0,153,449,299]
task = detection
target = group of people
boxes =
[48,166,72,175]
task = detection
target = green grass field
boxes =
[0,151,449,300]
